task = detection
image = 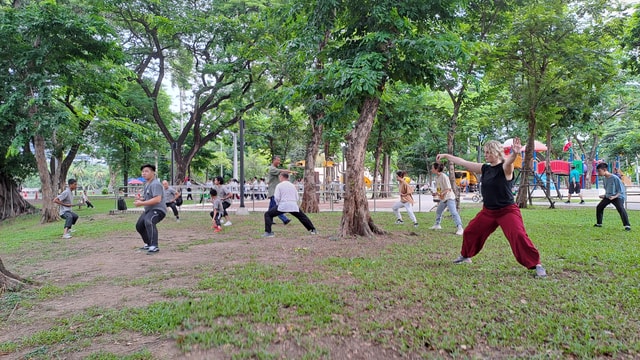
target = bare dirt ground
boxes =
[1,210,434,360]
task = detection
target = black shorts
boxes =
[569,182,581,194]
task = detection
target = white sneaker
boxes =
[223,221,232,226]
[62,233,72,239]
[535,264,547,277]
[430,224,441,230]
[453,255,472,264]
[456,226,464,235]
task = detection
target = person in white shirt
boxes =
[262,173,317,237]
[258,178,267,200]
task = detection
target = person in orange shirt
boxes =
[392,170,418,227]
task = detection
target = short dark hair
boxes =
[432,162,444,172]
[396,170,406,177]
[280,172,290,179]
[215,176,224,184]
[140,164,156,171]
[596,162,608,171]
[68,179,77,185]
[209,188,218,196]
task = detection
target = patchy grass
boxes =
[1,204,639,359]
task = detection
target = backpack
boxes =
[176,194,183,206]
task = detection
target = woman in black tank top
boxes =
[436,137,547,277]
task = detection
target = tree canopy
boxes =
[1,0,639,225]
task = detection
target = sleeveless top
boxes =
[481,162,514,210]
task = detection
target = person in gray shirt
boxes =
[53,179,79,239]
[594,162,630,231]
[162,180,180,222]
[134,164,166,254]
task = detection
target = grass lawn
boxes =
[1,198,639,359]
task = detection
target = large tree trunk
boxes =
[0,257,32,292]
[33,135,60,223]
[0,174,37,220]
[300,113,323,213]
[340,96,385,237]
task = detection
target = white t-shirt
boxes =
[435,173,456,201]
[273,180,299,212]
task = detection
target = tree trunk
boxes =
[0,174,37,221]
[447,101,461,207]
[547,129,562,201]
[515,115,537,208]
[0,257,32,292]
[33,135,60,223]
[340,96,385,237]
[301,28,330,213]
[300,113,323,213]
[371,126,383,199]
[381,153,391,198]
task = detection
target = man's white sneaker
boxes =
[456,226,464,235]
[430,224,441,230]
[223,221,232,226]
[62,233,72,239]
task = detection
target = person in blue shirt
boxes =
[594,162,630,231]
[565,165,584,204]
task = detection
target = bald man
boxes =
[162,180,181,222]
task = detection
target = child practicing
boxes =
[209,188,224,232]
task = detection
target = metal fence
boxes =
[107,183,440,213]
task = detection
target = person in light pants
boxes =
[392,170,418,227]
[430,162,464,235]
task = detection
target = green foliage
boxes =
[0,2,121,188]
[621,3,640,75]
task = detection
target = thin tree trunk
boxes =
[516,114,537,208]
[33,135,60,223]
[381,153,391,198]
[371,126,383,199]
[340,96,385,237]
[300,113,323,213]
[446,101,461,208]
